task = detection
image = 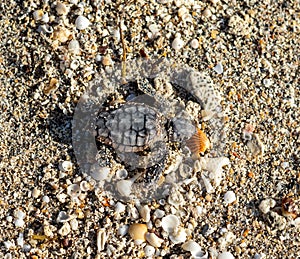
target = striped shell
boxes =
[186,128,210,154]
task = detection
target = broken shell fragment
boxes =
[128,223,147,244]
[97,228,107,252]
[139,205,151,222]
[75,15,90,30]
[145,232,164,248]
[67,184,81,198]
[161,215,180,233]
[169,227,187,244]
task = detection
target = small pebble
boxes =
[42,195,50,203]
[75,15,90,30]
[213,63,223,74]
[259,198,276,214]
[172,37,184,50]
[14,219,25,228]
[145,232,164,248]
[190,39,199,49]
[68,40,80,55]
[224,191,236,204]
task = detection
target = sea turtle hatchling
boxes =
[95,77,210,184]
[96,99,171,182]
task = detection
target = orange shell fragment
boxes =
[186,128,210,154]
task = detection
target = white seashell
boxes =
[213,63,223,74]
[201,174,214,193]
[145,232,164,248]
[172,37,184,50]
[41,12,49,23]
[75,15,90,30]
[169,227,187,244]
[58,222,71,236]
[115,202,126,214]
[218,251,235,259]
[14,210,26,219]
[80,181,91,192]
[70,218,78,231]
[97,228,107,252]
[168,187,185,207]
[56,2,69,15]
[115,169,128,179]
[128,223,147,244]
[116,173,142,197]
[70,60,80,70]
[139,205,151,222]
[190,39,199,49]
[14,219,25,228]
[33,10,44,21]
[16,233,24,247]
[224,191,236,204]
[60,160,73,172]
[118,225,129,236]
[57,211,72,223]
[116,179,133,197]
[258,198,276,214]
[112,29,120,41]
[161,215,180,233]
[144,245,155,257]
[67,184,81,198]
[42,195,50,203]
[90,164,110,181]
[182,240,207,258]
[154,209,165,219]
[68,40,80,55]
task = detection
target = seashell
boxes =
[161,215,180,233]
[169,227,187,244]
[190,39,199,49]
[144,245,155,257]
[33,10,44,21]
[115,202,126,214]
[218,251,235,259]
[116,173,142,197]
[258,198,276,214]
[186,128,210,154]
[102,56,112,66]
[168,187,184,207]
[145,232,164,248]
[281,197,297,219]
[154,209,165,219]
[97,228,107,252]
[56,2,69,16]
[115,169,128,179]
[224,191,236,204]
[59,160,72,172]
[67,184,81,198]
[58,222,71,236]
[213,63,223,74]
[90,164,110,181]
[172,37,184,50]
[182,240,207,258]
[128,223,147,244]
[75,15,90,30]
[52,27,71,43]
[57,211,72,223]
[118,225,129,236]
[80,181,91,192]
[116,179,133,197]
[201,174,214,193]
[68,40,80,55]
[41,12,49,23]
[139,205,151,222]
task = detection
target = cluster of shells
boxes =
[72,59,229,202]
